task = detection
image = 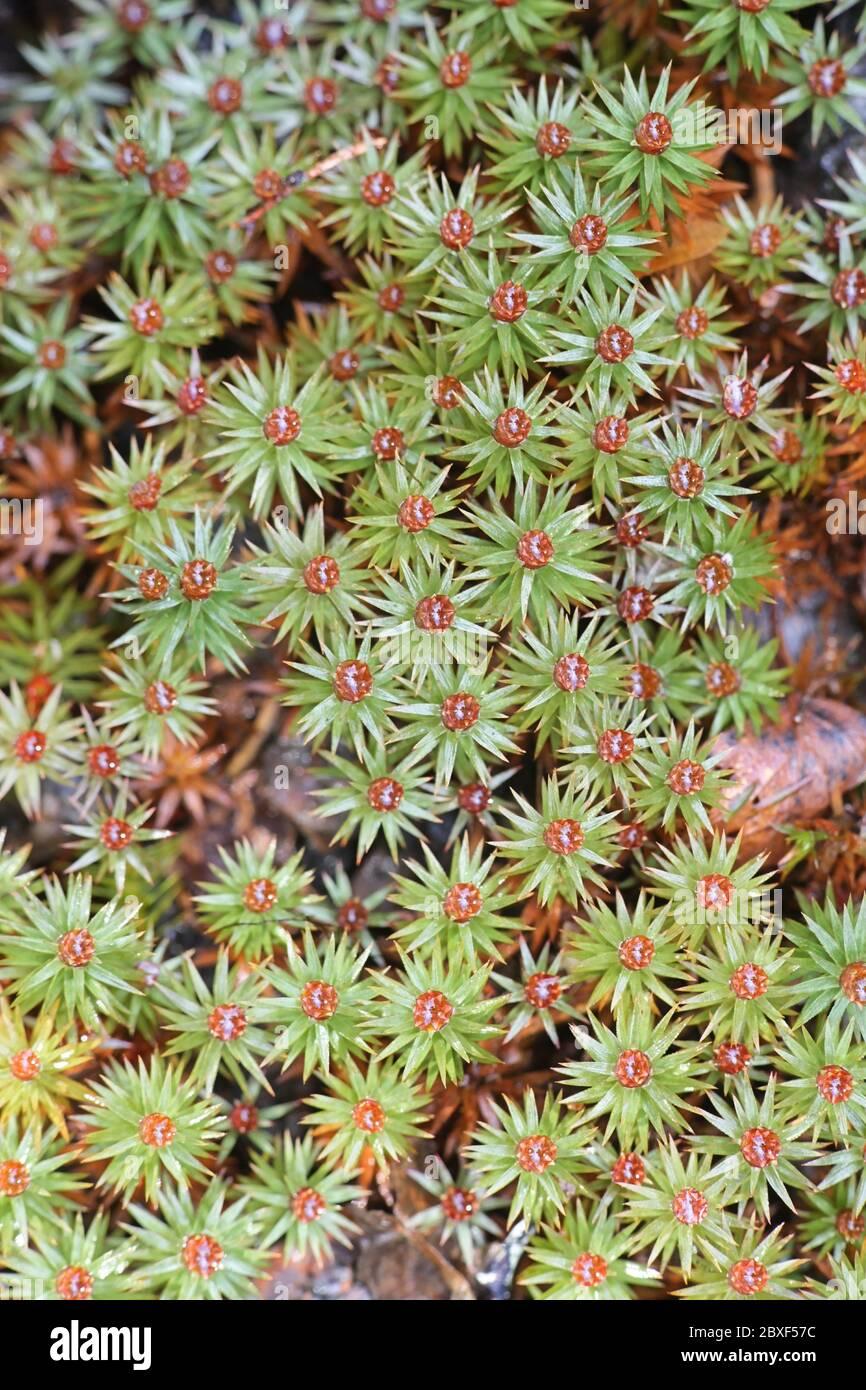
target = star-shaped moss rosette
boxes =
[774,16,866,143]
[516,165,656,306]
[582,65,718,223]
[72,0,190,68]
[461,481,612,628]
[787,236,866,342]
[809,337,866,431]
[505,611,625,754]
[316,0,425,46]
[156,26,285,135]
[784,893,866,1044]
[98,658,215,763]
[313,863,390,956]
[0,235,64,323]
[423,249,557,379]
[5,189,78,273]
[213,1082,294,1162]
[523,1199,660,1301]
[241,1133,363,1267]
[191,231,278,327]
[671,0,809,83]
[686,626,789,737]
[73,104,219,272]
[246,508,372,648]
[319,133,426,258]
[388,835,517,961]
[330,39,409,137]
[304,1056,429,1170]
[0,873,144,1030]
[0,681,81,819]
[776,1019,866,1145]
[630,721,727,834]
[558,699,660,805]
[390,664,519,788]
[0,559,107,707]
[661,510,776,636]
[575,1142,654,1211]
[78,1053,224,1204]
[544,284,671,403]
[0,999,94,1137]
[193,837,318,962]
[678,351,792,466]
[111,509,252,676]
[443,370,563,496]
[207,123,313,247]
[643,829,775,952]
[695,1077,818,1221]
[645,273,743,385]
[2,1210,133,1301]
[154,952,272,1095]
[282,630,403,764]
[556,386,660,513]
[624,421,750,548]
[348,458,468,571]
[123,1179,267,1300]
[259,930,374,1079]
[64,790,171,893]
[566,891,688,1016]
[491,938,580,1046]
[809,1133,866,1218]
[8,32,127,131]
[396,22,514,160]
[609,518,668,603]
[84,266,217,395]
[676,1225,803,1302]
[680,930,797,1051]
[0,829,36,907]
[204,350,345,521]
[369,947,500,1086]
[481,77,587,198]
[797,1178,866,1260]
[334,379,441,478]
[366,558,493,685]
[439,767,517,847]
[125,348,222,460]
[494,775,620,908]
[804,1251,866,1300]
[378,321,469,422]
[0,297,94,429]
[623,1140,736,1280]
[407,1161,505,1272]
[0,1117,84,1254]
[389,167,514,280]
[266,38,371,149]
[817,147,866,239]
[562,1001,706,1150]
[467,1089,590,1228]
[71,717,140,811]
[336,252,427,342]
[289,304,379,390]
[445,0,572,53]
[715,194,806,296]
[316,747,438,860]
[1,112,81,192]
[79,435,208,562]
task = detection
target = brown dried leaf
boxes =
[712,697,866,858]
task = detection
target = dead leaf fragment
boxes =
[713,697,866,858]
